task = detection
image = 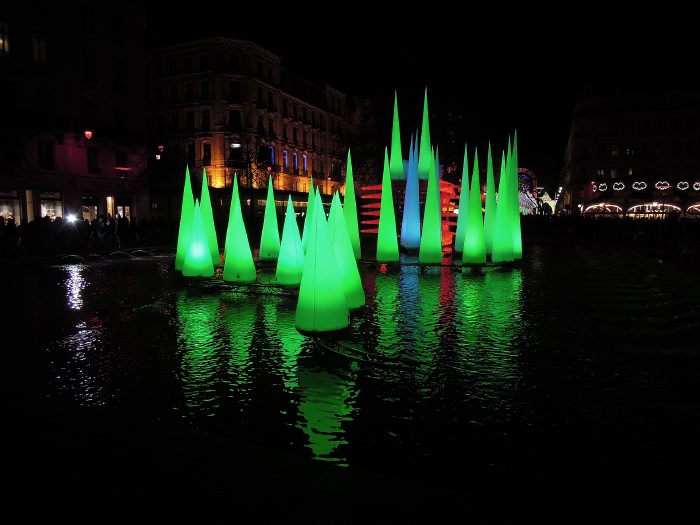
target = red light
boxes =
[379,263,388,273]
[267,166,272,172]
[158,145,165,152]
[84,130,93,140]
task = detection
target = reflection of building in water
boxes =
[261,298,305,391]
[296,366,354,465]
[176,291,222,413]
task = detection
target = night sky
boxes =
[148,6,694,191]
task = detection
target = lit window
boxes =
[202,144,211,165]
[0,20,9,55]
[293,152,298,171]
[201,110,210,131]
[115,151,127,168]
[38,140,54,169]
[610,169,618,179]
[283,150,288,168]
[87,147,100,174]
[611,144,619,157]
[596,168,605,178]
[268,146,275,165]
[628,168,633,176]
[32,36,47,63]
[302,155,308,172]
[625,145,634,156]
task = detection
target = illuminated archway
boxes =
[687,204,700,214]
[628,203,682,216]
[583,203,623,214]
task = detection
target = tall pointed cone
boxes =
[419,147,443,264]
[175,165,195,270]
[199,168,220,267]
[329,192,365,309]
[343,150,361,259]
[223,174,256,282]
[259,175,281,260]
[483,143,497,255]
[511,131,523,260]
[301,173,315,252]
[276,196,304,286]
[492,151,514,263]
[454,145,469,253]
[417,88,432,180]
[389,91,404,180]
[462,148,486,264]
[295,191,349,332]
[401,133,421,248]
[376,148,399,262]
[224,171,239,255]
[182,201,215,277]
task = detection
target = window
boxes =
[283,99,289,116]
[293,152,298,171]
[185,111,194,131]
[228,110,242,131]
[87,147,99,174]
[293,128,298,143]
[283,150,288,168]
[267,91,273,109]
[200,80,209,100]
[282,125,288,141]
[169,84,178,104]
[610,144,619,157]
[183,56,192,74]
[625,145,634,156]
[169,112,179,131]
[186,143,196,166]
[202,144,211,165]
[37,140,54,169]
[257,86,263,105]
[199,54,209,71]
[112,58,124,91]
[595,168,605,178]
[268,118,274,136]
[627,168,633,176]
[268,146,275,165]
[115,151,127,167]
[32,36,47,63]
[228,80,241,103]
[304,132,309,147]
[265,65,271,82]
[0,20,10,55]
[257,62,263,77]
[320,116,325,130]
[610,169,618,179]
[154,86,164,105]
[168,59,177,76]
[184,82,193,102]
[201,110,210,131]
[302,155,308,172]
[228,53,240,72]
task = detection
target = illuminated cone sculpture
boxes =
[483,143,497,255]
[419,147,442,264]
[295,191,349,332]
[259,175,281,260]
[182,201,215,277]
[400,134,421,249]
[453,145,469,253]
[301,173,315,253]
[462,148,486,265]
[389,90,404,180]
[329,192,365,309]
[417,88,432,181]
[511,131,523,260]
[175,165,195,271]
[276,196,304,286]
[223,174,256,282]
[491,151,514,263]
[199,168,220,267]
[344,150,361,259]
[376,148,399,262]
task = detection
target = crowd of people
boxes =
[0,214,173,257]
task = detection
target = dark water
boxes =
[7,242,700,505]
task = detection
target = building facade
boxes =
[0,1,151,224]
[560,88,700,217]
[148,38,348,218]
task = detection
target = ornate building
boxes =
[560,87,700,217]
[0,1,150,223]
[148,38,348,218]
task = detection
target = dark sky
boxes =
[147,5,695,190]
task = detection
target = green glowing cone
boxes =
[199,168,220,267]
[223,174,257,282]
[483,143,497,255]
[259,175,281,260]
[329,192,365,309]
[301,173,315,252]
[182,201,215,277]
[389,91,404,180]
[419,147,443,264]
[400,133,421,249]
[417,88,432,180]
[224,172,238,256]
[462,148,486,265]
[453,145,469,253]
[491,150,514,263]
[511,131,523,260]
[295,191,349,332]
[344,150,361,259]
[276,196,304,286]
[175,165,195,270]
[376,148,400,262]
